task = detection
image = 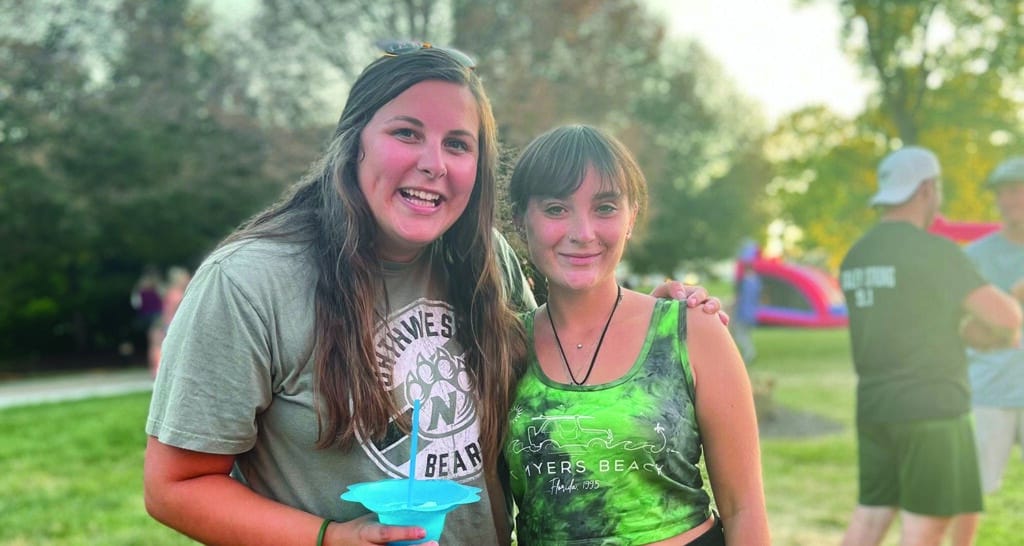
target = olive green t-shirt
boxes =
[146,232,535,544]
[840,221,986,422]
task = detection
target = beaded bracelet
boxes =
[317,518,333,546]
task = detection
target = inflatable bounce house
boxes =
[735,243,848,328]
[927,214,1000,244]
[733,215,1001,329]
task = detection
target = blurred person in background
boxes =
[131,266,163,369]
[962,157,1024,496]
[149,266,191,377]
[732,260,761,365]
[839,146,1022,546]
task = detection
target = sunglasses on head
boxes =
[376,39,476,70]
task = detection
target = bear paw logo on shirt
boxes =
[397,344,483,480]
[405,346,474,438]
[364,300,483,481]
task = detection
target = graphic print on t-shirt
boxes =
[507,409,672,494]
[840,265,896,308]
[360,299,483,482]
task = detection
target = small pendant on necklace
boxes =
[576,343,584,349]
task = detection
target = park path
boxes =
[0,368,153,410]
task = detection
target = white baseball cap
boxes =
[869,146,941,206]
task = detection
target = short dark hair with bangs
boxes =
[508,124,648,221]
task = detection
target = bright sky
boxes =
[647,0,874,123]
[207,0,874,124]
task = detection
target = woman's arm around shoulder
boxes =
[144,438,433,545]
[651,280,730,325]
[685,311,770,545]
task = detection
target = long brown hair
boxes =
[222,48,526,468]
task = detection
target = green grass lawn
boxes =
[0,393,194,546]
[753,327,1024,546]
[1,327,1021,545]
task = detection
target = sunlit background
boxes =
[4,0,1015,356]
[2,0,1021,365]
[3,3,1024,545]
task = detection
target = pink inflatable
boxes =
[736,245,847,328]
[927,215,1000,244]
[734,215,1002,329]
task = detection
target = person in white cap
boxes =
[838,146,1022,546]
[962,157,1024,497]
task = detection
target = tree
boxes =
[252,0,772,278]
[250,0,453,126]
[0,0,287,364]
[0,1,114,356]
[765,107,881,269]
[622,42,770,276]
[810,0,1024,145]
[772,0,1024,268]
[453,2,770,276]
[257,0,450,82]
[453,0,667,146]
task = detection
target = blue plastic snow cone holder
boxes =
[341,478,481,545]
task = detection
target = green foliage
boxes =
[0,0,770,361]
[833,0,1024,143]
[775,0,1024,268]
[766,108,883,269]
[454,2,771,277]
[622,43,771,276]
[0,0,292,364]
[454,0,669,146]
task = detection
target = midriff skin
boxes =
[644,515,716,545]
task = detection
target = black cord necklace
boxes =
[548,284,622,385]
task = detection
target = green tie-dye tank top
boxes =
[505,299,711,545]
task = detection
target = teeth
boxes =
[402,189,441,204]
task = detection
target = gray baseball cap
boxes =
[986,157,1024,189]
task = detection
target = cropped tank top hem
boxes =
[520,512,711,545]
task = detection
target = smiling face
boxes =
[523,167,636,292]
[357,80,480,262]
